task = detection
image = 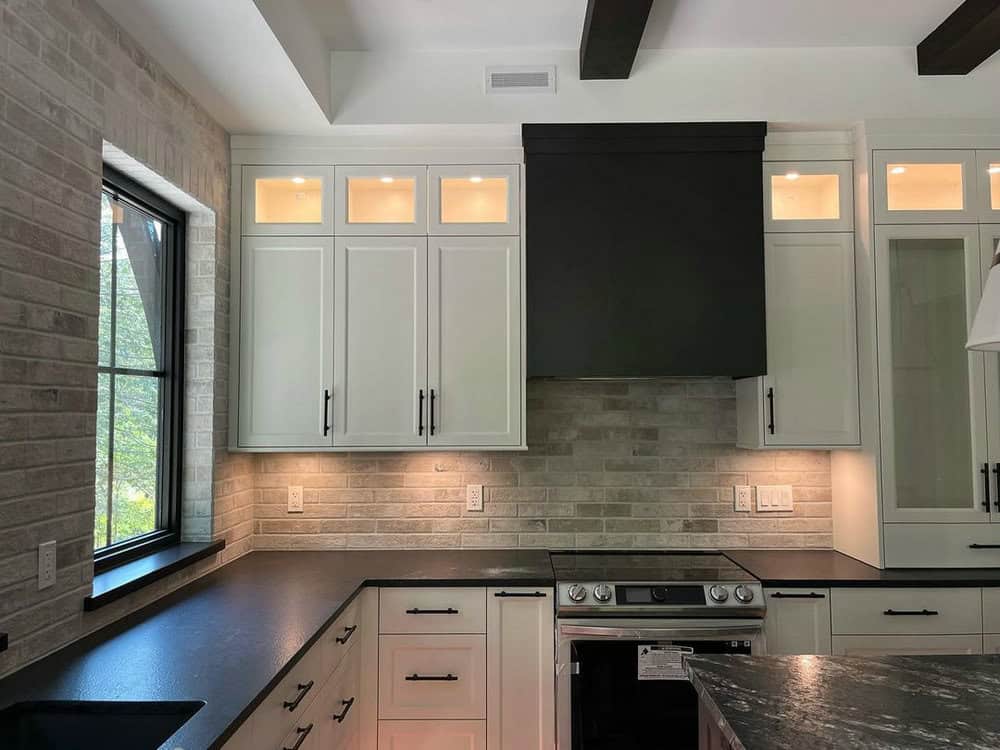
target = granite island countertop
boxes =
[0,549,553,750]
[687,653,1000,750]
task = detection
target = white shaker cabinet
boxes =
[428,237,522,447]
[333,237,428,447]
[242,165,335,236]
[763,588,832,655]
[736,233,860,449]
[237,237,334,448]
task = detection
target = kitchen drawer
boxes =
[378,634,486,719]
[278,715,322,750]
[832,634,983,656]
[763,588,832,655]
[250,629,327,748]
[984,589,1000,632]
[322,596,362,676]
[883,523,1000,567]
[318,641,362,750]
[378,720,486,750]
[380,588,486,634]
[831,588,982,635]
[985,634,1000,654]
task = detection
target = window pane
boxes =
[115,204,163,369]
[94,372,110,550]
[98,195,113,367]
[110,374,160,544]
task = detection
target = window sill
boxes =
[84,540,226,612]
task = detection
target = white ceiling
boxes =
[301,0,960,51]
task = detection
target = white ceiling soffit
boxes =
[95,0,331,133]
[300,0,960,51]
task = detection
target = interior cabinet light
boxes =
[988,166,1000,175]
[380,176,395,184]
[890,166,907,175]
[469,176,484,183]
[290,176,306,184]
[784,171,799,181]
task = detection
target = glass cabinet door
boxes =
[428,165,520,235]
[983,225,1000,513]
[335,166,427,235]
[242,166,334,236]
[763,161,853,233]
[874,150,977,224]
[977,150,1000,221]
[876,225,988,523]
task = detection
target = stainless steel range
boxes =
[552,552,766,750]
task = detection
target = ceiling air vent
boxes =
[485,65,556,95]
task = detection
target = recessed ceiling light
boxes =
[380,176,395,184]
[890,166,907,175]
[290,176,306,184]
[784,172,800,181]
[989,166,1000,175]
[469,176,483,183]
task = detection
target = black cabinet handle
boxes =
[494,591,547,598]
[282,724,313,750]
[332,697,355,723]
[283,681,314,711]
[418,389,425,436]
[983,463,991,511]
[335,625,357,645]
[883,609,939,616]
[405,607,459,615]
[766,387,775,435]
[969,543,1000,549]
[323,389,331,436]
[993,464,1000,511]
[405,673,458,681]
[770,592,826,599]
[430,389,436,435]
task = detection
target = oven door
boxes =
[556,619,764,750]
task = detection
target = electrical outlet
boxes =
[733,485,752,512]
[466,484,484,512]
[287,485,304,513]
[38,540,56,590]
[756,485,794,512]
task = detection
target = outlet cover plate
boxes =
[733,486,752,512]
[756,485,793,512]
[288,485,304,513]
[38,540,56,590]
[466,484,484,512]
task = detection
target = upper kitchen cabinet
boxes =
[238,236,334,448]
[428,166,520,235]
[428,237,521,447]
[242,166,335,235]
[978,150,1000,221]
[873,150,978,224]
[335,166,428,235]
[736,233,860,449]
[764,161,853,232]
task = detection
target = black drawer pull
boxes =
[405,673,458,681]
[323,390,331,436]
[995,464,1000,511]
[430,388,436,435]
[283,723,313,750]
[494,591,547,598]
[766,387,775,435]
[770,592,826,599]
[335,625,357,645]
[405,607,459,615]
[970,543,1000,549]
[418,389,425,436]
[883,609,939,616]
[332,697,355,723]
[983,463,991,511]
[283,681,314,711]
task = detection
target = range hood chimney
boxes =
[523,122,768,378]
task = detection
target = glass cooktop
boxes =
[550,552,756,583]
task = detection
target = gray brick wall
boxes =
[0,0,252,677]
[254,379,833,550]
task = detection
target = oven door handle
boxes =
[558,624,762,640]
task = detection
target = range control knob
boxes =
[567,584,588,603]
[734,585,755,604]
[651,586,667,603]
[708,585,730,603]
[593,584,613,602]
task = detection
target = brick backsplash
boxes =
[254,378,833,550]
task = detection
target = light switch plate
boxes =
[288,485,304,513]
[733,485,752,512]
[38,540,56,590]
[466,484,484,512]
[756,485,793,512]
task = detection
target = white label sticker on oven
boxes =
[637,645,691,681]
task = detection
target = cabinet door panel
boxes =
[830,587,982,635]
[428,237,521,446]
[763,233,859,446]
[428,165,520,235]
[984,588,1000,632]
[764,161,853,232]
[242,166,334,236]
[378,720,486,750]
[873,150,978,224]
[238,237,333,447]
[985,634,1000,654]
[334,238,427,446]
[335,166,427,236]
[981,225,1000,522]
[763,588,832,655]
[977,150,1000,221]
[831,634,982,656]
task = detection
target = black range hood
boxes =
[523,122,767,378]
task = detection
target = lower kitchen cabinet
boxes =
[830,587,982,636]
[763,588,832,655]
[985,634,1000,653]
[378,720,487,750]
[832,634,983,656]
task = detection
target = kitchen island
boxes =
[688,654,1000,750]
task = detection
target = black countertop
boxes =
[687,654,1000,750]
[0,549,553,750]
[724,549,1000,587]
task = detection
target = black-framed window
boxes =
[94,166,185,571]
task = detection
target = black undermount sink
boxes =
[0,700,204,749]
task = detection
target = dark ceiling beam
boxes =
[918,0,1000,75]
[579,0,654,80]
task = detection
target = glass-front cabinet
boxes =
[763,161,853,233]
[873,150,978,224]
[979,150,1000,220]
[875,224,997,523]
[428,165,520,235]
[242,165,335,235]
[334,166,428,235]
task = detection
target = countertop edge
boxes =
[686,661,747,750]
